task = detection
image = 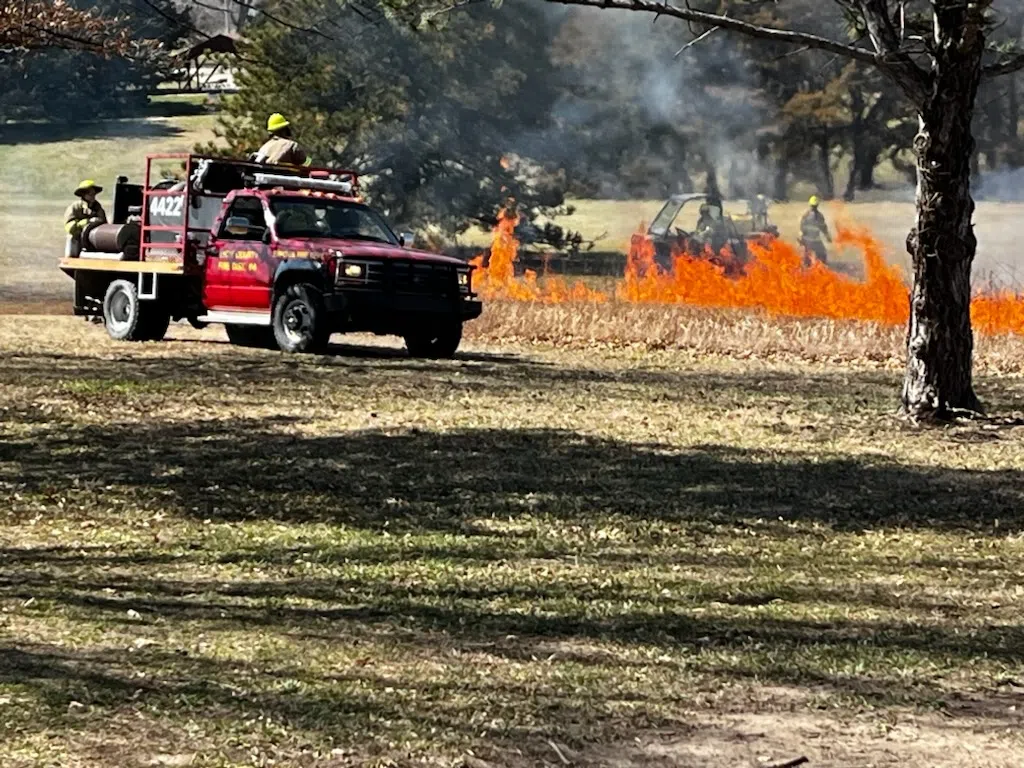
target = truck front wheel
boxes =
[272,284,330,353]
[404,319,462,359]
[138,309,171,341]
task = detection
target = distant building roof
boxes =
[175,33,239,60]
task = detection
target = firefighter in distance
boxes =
[799,195,831,266]
[253,113,312,167]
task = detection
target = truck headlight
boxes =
[344,263,363,278]
[457,271,470,290]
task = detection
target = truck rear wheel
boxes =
[405,320,462,359]
[102,280,169,342]
[272,284,330,353]
[225,324,276,349]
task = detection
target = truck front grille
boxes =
[337,259,459,297]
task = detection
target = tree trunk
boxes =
[755,139,772,196]
[845,115,862,201]
[902,21,986,420]
[845,123,880,200]
[703,156,722,199]
[857,151,878,190]
[817,131,834,199]
[773,150,789,201]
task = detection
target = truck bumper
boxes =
[324,290,482,331]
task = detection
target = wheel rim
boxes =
[282,299,313,344]
[108,289,132,332]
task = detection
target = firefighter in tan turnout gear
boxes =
[253,113,312,167]
[799,195,831,266]
[64,180,107,256]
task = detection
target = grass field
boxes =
[2,312,1024,766]
[4,107,1024,303]
[0,99,218,298]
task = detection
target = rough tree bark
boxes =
[901,6,986,418]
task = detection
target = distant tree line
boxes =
[210,1,1023,238]
[5,0,1024,235]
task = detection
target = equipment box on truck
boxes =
[60,154,482,356]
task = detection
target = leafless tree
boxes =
[547,0,1024,420]
[0,0,140,56]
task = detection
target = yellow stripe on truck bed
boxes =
[59,258,189,275]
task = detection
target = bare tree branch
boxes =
[550,0,882,64]
[0,0,139,56]
[674,25,719,58]
[983,51,1024,77]
[546,0,931,102]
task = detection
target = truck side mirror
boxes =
[399,232,415,247]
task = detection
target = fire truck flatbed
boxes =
[60,258,194,275]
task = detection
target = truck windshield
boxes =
[648,199,685,236]
[269,199,398,245]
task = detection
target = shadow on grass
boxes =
[3,399,1024,753]
[2,401,1022,533]
[0,340,899,409]
[0,118,187,146]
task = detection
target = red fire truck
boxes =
[60,154,481,356]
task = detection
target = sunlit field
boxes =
[2,316,1023,766]
[4,110,1024,767]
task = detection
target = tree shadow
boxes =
[0,117,185,146]
[3,411,1022,534]
[3,393,1024,755]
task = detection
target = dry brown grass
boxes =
[466,300,1024,377]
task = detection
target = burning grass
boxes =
[1,316,1024,766]
[470,208,1024,337]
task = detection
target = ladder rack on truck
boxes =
[61,153,360,272]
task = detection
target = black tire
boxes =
[138,308,171,341]
[225,324,276,349]
[272,284,330,353]
[404,319,462,359]
[102,280,170,342]
[102,279,144,341]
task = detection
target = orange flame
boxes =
[469,215,1024,336]
[470,209,608,303]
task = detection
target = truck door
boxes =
[203,197,269,311]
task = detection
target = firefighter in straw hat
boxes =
[64,180,107,258]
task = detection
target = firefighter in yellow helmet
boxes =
[64,180,107,250]
[253,113,312,167]
[799,195,831,266]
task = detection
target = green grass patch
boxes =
[0,317,1022,765]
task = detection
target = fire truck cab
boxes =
[60,154,481,356]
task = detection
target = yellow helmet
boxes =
[267,113,290,133]
[74,179,102,197]
[809,195,820,207]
